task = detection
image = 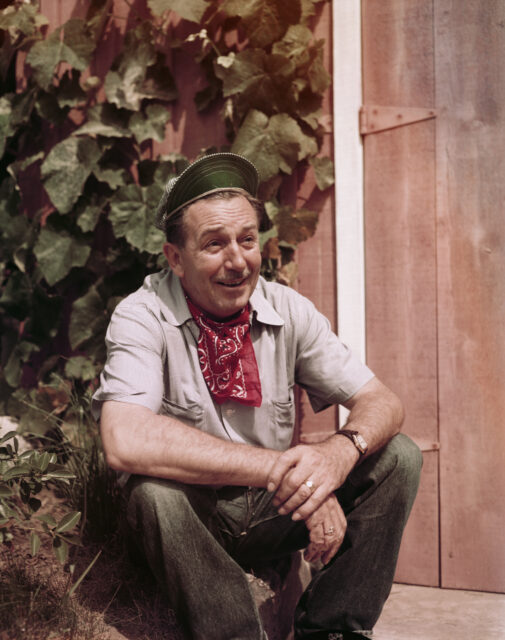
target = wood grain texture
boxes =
[362,0,439,586]
[435,0,505,592]
[294,2,338,438]
[395,450,439,586]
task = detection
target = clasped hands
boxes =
[266,439,359,565]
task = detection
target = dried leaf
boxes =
[148,0,210,23]
[222,0,301,48]
[309,156,335,190]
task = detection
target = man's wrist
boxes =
[335,434,361,465]
[336,429,369,458]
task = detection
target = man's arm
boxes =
[100,400,281,487]
[266,376,404,521]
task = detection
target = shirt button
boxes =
[225,408,236,416]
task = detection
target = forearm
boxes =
[337,375,404,458]
[100,400,280,486]
[267,376,404,521]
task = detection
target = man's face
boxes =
[163,195,262,319]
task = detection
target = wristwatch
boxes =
[336,429,368,456]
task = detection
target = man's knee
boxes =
[126,476,217,536]
[389,433,423,483]
[379,433,423,512]
[343,433,422,513]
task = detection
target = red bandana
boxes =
[186,297,262,407]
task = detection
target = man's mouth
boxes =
[217,276,248,288]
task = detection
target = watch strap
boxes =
[337,429,368,456]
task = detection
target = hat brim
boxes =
[155,153,259,231]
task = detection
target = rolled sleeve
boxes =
[293,295,374,412]
[91,303,165,419]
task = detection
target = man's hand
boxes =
[267,438,359,521]
[304,494,347,565]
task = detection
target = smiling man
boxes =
[93,153,422,640]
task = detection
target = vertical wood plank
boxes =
[435,0,505,592]
[362,0,439,586]
[295,2,338,440]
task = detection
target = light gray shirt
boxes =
[92,270,374,452]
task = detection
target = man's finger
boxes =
[266,448,300,492]
[290,487,331,520]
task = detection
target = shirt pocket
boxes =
[160,396,203,428]
[269,391,295,450]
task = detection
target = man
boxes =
[93,153,422,640]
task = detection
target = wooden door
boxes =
[362,0,505,592]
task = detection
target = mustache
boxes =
[215,271,250,284]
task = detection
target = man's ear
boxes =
[163,242,184,278]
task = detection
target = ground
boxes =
[0,485,185,640]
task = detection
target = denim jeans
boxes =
[124,434,422,640]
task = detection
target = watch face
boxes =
[354,434,368,453]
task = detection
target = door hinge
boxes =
[360,105,437,135]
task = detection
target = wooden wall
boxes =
[362,0,505,592]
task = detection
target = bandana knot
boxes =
[186,297,262,407]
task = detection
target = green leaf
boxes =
[0,4,48,37]
[43,469,76,480]
[105,23,165,111]
[75,192,105,232]
[4,341,39,388]
[272,24,312,59]
[53,536,69,564]
[35,451,51,473]
[55,510,81,533]
[36,513,57,527]
[64,356,98,382]
[0,484,14,498]
[69,285,107,351]
[222,0,301,48]
[0,431,18,445]
[215,49,287,98]
[34,227,91,286]
[130,103,171,144]
[30,530,41,556]
[26,19,95,90]
[41,136,102,213]
[232,110,316,180]
[2,463,31,481]
[109,183,165,252]
[0,96,13,157]
[75,103,132,138]
[309,156,334,190]
[148,0,210,23]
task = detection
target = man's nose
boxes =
[224,241,246,271]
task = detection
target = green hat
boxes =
[155,152,259,231]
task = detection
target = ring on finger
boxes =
[304,479,315,492]
[325,526,335,536]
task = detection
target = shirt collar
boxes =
[155,271,284,328]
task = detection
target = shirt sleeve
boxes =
[91,302,166,419]
[292,293,374,412]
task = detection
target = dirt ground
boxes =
[0,487,185,640]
